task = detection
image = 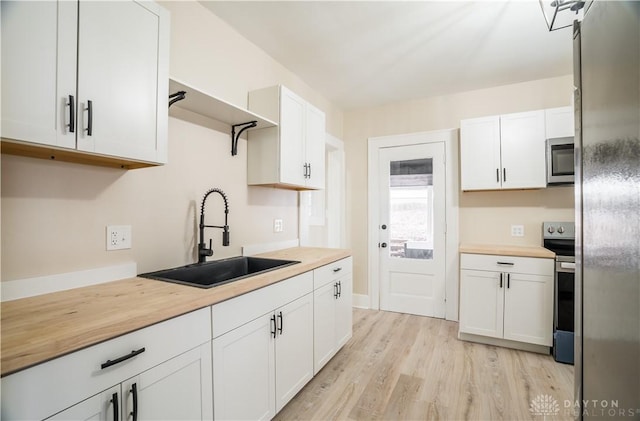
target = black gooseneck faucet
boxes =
[198,188,230,263]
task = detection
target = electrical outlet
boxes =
[107,225,132,250]
[273,219,283,233]
[511,224,525,237]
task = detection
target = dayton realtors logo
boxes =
[529,394,560,419]
[530,394,639,418]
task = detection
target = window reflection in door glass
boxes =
[389,158,434,260]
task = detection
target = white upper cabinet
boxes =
[545,106,575,138]
[247,85,326,190]
[460,110,546,191]
[1,0,169,168]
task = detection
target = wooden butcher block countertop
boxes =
[1,247,351,377]
[459,243,555,259]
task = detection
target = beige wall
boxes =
[1,2,343,282]
[344,75,575,296]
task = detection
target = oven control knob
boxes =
[547,226,555,234]
[558,226,565,234]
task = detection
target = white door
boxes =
[213,314,276,421]
[378,143,446,317]
[124,343,213,421]
[76,1,161,162]
[503,272,553,346]
[458,269,504,339]
[500,110,546,189]
[1,0,77,149]
[279,87,306,187]
[274,293,314,412]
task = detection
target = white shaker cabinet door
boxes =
[124,343,213,421]
[500,110,546,189]
[76,1,168,163]
[213,313,276,421]
[545,106,575,139]
[1,0,77,149]
[275,293,314,413]
[279,87,307,187]
[304,103,326,189]
[503,273,553,346]
[313,281,337,374]
[459,269,504,339]
[460,116,501,190]
[335,274,353,349]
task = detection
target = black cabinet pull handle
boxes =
[334,282,338,299]
[503,168,506,182]
[111,392,119,421]
[270,314,276,338]
[277,311,283,335]
[496,168,499,183]
[507,273,511,289]
[67,95,75,133]
[496,261,514,266]
[308,163,311,179]
[338,280,342,297]
[86,100,93,136]
[130,383,138,421]
[333,267,342,273]
[101,347,146,370]
[499,273,503,288]
[303,163,308,178]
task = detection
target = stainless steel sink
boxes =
[139,256,300,288]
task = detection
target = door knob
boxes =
[381,224,387,230]
[380,242,387,248]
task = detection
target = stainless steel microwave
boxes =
[546,137,575,185]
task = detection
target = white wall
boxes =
[344,75,575,296]
[0,2,343,282]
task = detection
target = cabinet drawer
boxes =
[313,257,353,289]
[1,307,211,421]
[212,272,313,338]
[460,253,553,276]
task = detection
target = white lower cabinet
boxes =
[1,308,212,421]
[211,273,314,420]
[459,253,554,347]
[48,343,213,421]
[313,257,353,374]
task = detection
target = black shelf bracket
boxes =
[231,121,257,156]
[168,91,186,108]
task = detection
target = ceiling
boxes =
[200,1,573,110]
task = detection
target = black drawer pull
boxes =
[496,261,514,266]
[67,95,75,133]
[277,311,283,335]
[111,392,119,421]
[130,383,138,421]
[86,100,93,136]
[101,347,146,370]
[333,267,342,273]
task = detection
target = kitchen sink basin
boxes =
[139,256,300,288]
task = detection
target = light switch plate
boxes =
[107,225,132,250]
[511,224,525,237]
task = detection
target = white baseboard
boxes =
[242,239,300,256]
[352,293,370,309]
[1,262,137,302]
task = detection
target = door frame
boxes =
[367,129,459,321]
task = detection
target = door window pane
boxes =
[389,158,434,260]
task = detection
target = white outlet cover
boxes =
[107,225,132,250]
[511,225,525,237]
[273,219,283,233]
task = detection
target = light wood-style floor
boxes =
[276,308,574,421]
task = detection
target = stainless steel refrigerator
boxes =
[574,1,640,418]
